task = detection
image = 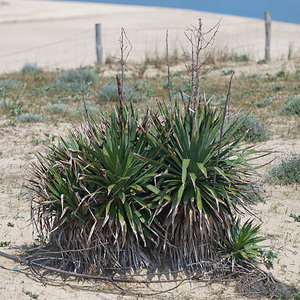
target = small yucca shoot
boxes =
[219,218,266,266]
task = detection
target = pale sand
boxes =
[1,0,300,73]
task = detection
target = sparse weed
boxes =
[279,97,300,115]
[20,63,43,74]
[19,113,43,123]
[267,156,300,185]
[276,71,286,78]
[137,58,150,78]
[134,79,154,97]
[25,291,38,299]
[260,249,278,269]
[222,69,234,76]
[0,241,11,247]
[269,84,284,92]
[289,213,300,222]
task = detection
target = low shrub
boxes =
[228,54,249,62]
[71,102,100,117]
[46,103,68,114]
[235,113,269,142]
[60,68,98,85]
[267,156,300,185]
[48,68,98,91]
[257,59,267,65]
[279,97,300,115]
[0,79,22,89]
[97,82,145,102]
[20,63,43,74]
[19,113,43,123]
[256,97,272,108]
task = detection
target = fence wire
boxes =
[1,19,300,74]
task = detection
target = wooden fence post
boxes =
[95,23,103,65]
[264,11,271,62]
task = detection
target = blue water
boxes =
[59,0,300,24]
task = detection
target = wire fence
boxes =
[1,19,300,74]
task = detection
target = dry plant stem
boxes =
[116,74,124,132]
[179,90,187,112]
[184,19,220,108]
[184,19,219,139]
[119,27,132,94]
[166,30,173,112]
[213,72,235,184]
[0,250,286,298]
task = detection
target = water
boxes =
[58,0,300,24]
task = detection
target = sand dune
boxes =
[0,0,300,72]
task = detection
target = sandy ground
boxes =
[1,0,300,73]
[0,115,299,299]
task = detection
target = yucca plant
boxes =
[30,98,265,273]
[147,102,264,269]
[218,218,266,267]
[30,104,163,272]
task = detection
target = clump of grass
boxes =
[236,113,269,142]
[222,69,234,76]
[19,113,43,123]
[46,103,68,114]
[49,68,98,91]
[228,54,249,62]
[257,59,267,65]
[0,79,22,89]
[71,102,100,117]
[97,82,145,102]
[20,63,43,74]
[134,79,154,97]
[267,156,300,185]
[276,71,286,78]
[279,97,300,115]
[256,97,272,108]
[60,68,98,84]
